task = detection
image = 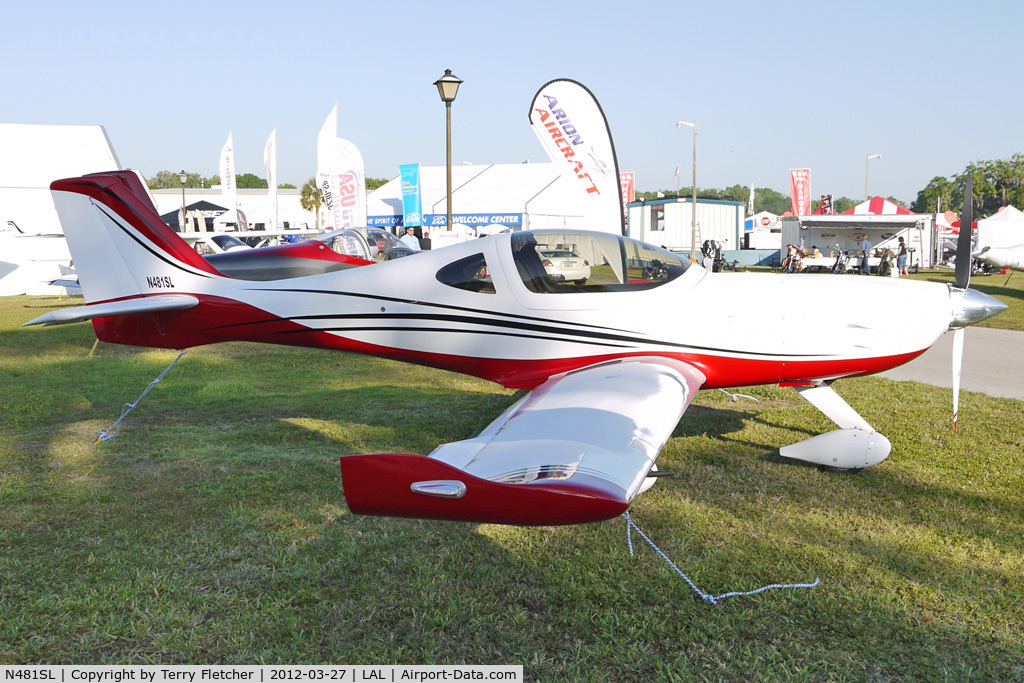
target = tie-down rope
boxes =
[622,511,819,605]
[94,350,186,444]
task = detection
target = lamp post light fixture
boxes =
[433,69,462,235]
[865,153,881,201]
[178,170,188,231]
[676,120,697,259]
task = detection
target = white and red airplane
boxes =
[24,172,1006,526]
[976,244,1024,273]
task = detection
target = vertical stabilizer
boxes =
[50,172,222,304]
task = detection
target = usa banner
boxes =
[399,163,423,227]
[317,104,367,230]
[790,168,811,215]
[529,79,625,235]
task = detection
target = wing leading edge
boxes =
[340,357,706,525]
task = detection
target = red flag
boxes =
[619,172,635,223]
[790,169,811,215]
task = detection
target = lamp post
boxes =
[433,69,463,236]
[178,170,188,231]
[865,153,881,200]
[676,121,697,259]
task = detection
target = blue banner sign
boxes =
[399,163,423,227]
[367,213,523,228]
[425,213,523,227]
[368,215,402,227]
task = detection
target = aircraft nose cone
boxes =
[949,286,1008,329]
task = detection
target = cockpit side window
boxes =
[510,230,690,293]
[436,253,495,293]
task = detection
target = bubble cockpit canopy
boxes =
[510,230,692,293]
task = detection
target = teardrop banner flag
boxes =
[317,104,367,230]
[264,128,278,230]
[528,79,625,235]
[219,132,238,223]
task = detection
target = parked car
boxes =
[540,249,591,284]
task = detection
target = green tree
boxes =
[236,173,268,189]
[750,187,791,215]
[912,154,1024,216]
[634,184,792,215]
[912,176,957,213]
[300,177,323,231]
[146,170,219,190]
[278,183,297,190]
[366,176,389,191]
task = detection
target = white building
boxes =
[743,211,783,249]
[626,196,746,255]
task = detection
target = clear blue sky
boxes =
[4,0,1021,204]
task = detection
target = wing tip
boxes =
[340,453,629,526]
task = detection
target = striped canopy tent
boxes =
[842,196,914,215]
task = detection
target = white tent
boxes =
[977,205,1024,249]
[745,211,782,249]
[0,124,121,294]
[365,163,623,242]
[0,124,121,236]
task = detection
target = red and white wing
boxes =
[340,357,706,525]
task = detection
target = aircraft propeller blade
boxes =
[952,327,964,434]
[954,176,973,290]
[951,177,972,432]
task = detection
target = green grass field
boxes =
[2,291,1023,680]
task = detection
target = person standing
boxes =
[859,235,872,275]
[400,226,421,251]
[897,236,908,275]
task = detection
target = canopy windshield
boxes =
[511,230,691,293]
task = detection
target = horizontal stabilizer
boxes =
[22,294,199,327]
[340,453,630,525]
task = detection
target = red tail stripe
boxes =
[51,171,222,277]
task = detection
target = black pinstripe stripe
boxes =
[192,307,825,358]
[94,203,216,279]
